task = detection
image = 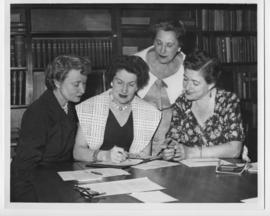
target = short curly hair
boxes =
[45,55,91,90]
[184,50,222,86]
[107,55,149,90]
[150,19,186,47]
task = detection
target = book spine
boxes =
[14,35,25,67]
[11,70,17,105]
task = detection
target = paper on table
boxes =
[241,197,258,203]
[130,191,178,203]
[132,160,179,170]
[58,168,130,182]
[180,158,231,167]
[79,177,164,196]
[88,159,143,168]
[58,169,102,182]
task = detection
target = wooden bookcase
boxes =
[10,3,258,160]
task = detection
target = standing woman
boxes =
[163,50,245,161]
[135,20,186,155]
[74,55,161,163]
[11,55,91,202]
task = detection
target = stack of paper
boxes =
[132,160,179,170]
[180,158,231,167]
[79,177,164,196]
[57,168,130,183]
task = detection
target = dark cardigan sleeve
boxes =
[13,106,48,171]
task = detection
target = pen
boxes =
[91,171,103,175]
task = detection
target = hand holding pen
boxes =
[109,146,127,163]
[158,139,178,161]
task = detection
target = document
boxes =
[132,160,179,170]
[58,168,130,182]
[79,177,164,196]
[241,197,258,203]
[180,158,231,167]
[86,159,143,168]
[130,191,178,203]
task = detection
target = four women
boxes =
[11,19,248,201]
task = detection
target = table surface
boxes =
[32,160,257,203]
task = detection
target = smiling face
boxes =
[111,69,138,105]
[183,69,214,101]
[54,69,87,105]
[153,29,180,64]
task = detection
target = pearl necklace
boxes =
[110,94,130,111]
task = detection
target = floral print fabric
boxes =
[166,89,245,147]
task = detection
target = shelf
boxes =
[11,105,28,109]
[11,67,27,70]
[30,31,113,38]
[221,62,257,66]
[200,31,257,36]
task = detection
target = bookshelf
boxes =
[10,3,257,160]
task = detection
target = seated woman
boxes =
[11,55,91,202]
[162,50,245,161]
[74,55,161,163]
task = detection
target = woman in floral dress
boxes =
[162,50,245,161]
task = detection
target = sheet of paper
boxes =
[130,191,178,203]
[241,197,258,203]
[58,170,102,182]
[93,159,143,167]
[132,160,179,170]
[80,177,164,196]
[180,158,231,167]
[58,168,130,182]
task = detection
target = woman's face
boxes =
[183,69,214,101]
[111,69,138,105]
[55,69,87,104]
[153,29,180,64]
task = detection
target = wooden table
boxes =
[32,160,257,203]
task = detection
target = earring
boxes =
[110,82,113,87]
[178,47,181,52]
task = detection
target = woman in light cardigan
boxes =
[74,56,161,163]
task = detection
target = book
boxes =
[17,70,25,105]
[11,71,17,105]
[14,35,25,67]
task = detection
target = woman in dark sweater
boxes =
[11,55,91,202]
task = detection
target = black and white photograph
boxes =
[1,0,269,215]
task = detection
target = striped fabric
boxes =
[76,90,161,154]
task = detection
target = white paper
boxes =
[180,158,231,167]
[80,177,164,196]
[58,168,130,182]
[132,160,179,170]
[93,159,143,167]
[241,197,258,203]
[130,191,178,203]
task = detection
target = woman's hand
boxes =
[161,139,178,161]
[107,146,127,163]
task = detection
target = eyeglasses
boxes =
[73,185,105,200]
[215,161,249,175]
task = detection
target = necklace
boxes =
[110,94,130,111]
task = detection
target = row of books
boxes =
[11,70,26,105]
[11,22,26,34]
[31,38,112,69]
[10,35,26,67]
[241,100,257,129]
[202,36,257,63]
[201,9,256,31]
[233,65,257,101]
